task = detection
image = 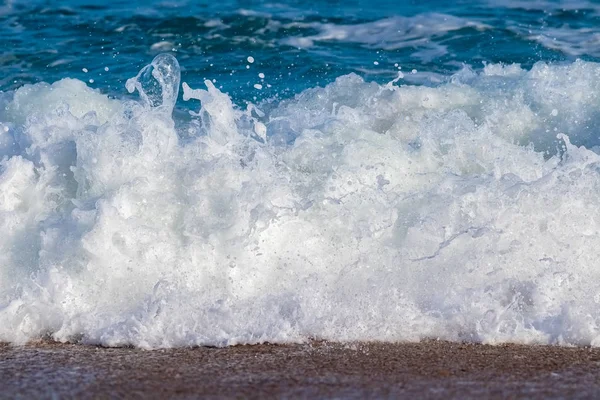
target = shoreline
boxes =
[2,340,600,398]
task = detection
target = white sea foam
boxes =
[281,14,488,58]
[508,25,600,57]
[2,55,600,348]
[496,0,600,57]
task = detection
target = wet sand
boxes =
[2,340,600,399]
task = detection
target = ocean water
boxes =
[3,0,600,348]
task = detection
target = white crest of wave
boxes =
[2,54,600,348]
[280,13,488,61]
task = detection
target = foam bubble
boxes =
[2,56,600,348]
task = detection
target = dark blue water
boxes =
[3,0,600,100]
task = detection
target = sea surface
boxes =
[2,0,600,348]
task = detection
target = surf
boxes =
[1,54,600,348]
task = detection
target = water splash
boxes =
[126,53,180,113]
[2,56,600,348]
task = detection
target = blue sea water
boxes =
[4,1,600,348]
[2,0,598,98]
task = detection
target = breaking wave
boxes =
[2,54,600,348]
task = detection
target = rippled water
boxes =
[3,1,600,348]
[2,0,599,97]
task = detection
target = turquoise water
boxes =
[2,0,598,98]
[5,1,600,348]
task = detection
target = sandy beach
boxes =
[2,340,600,399]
